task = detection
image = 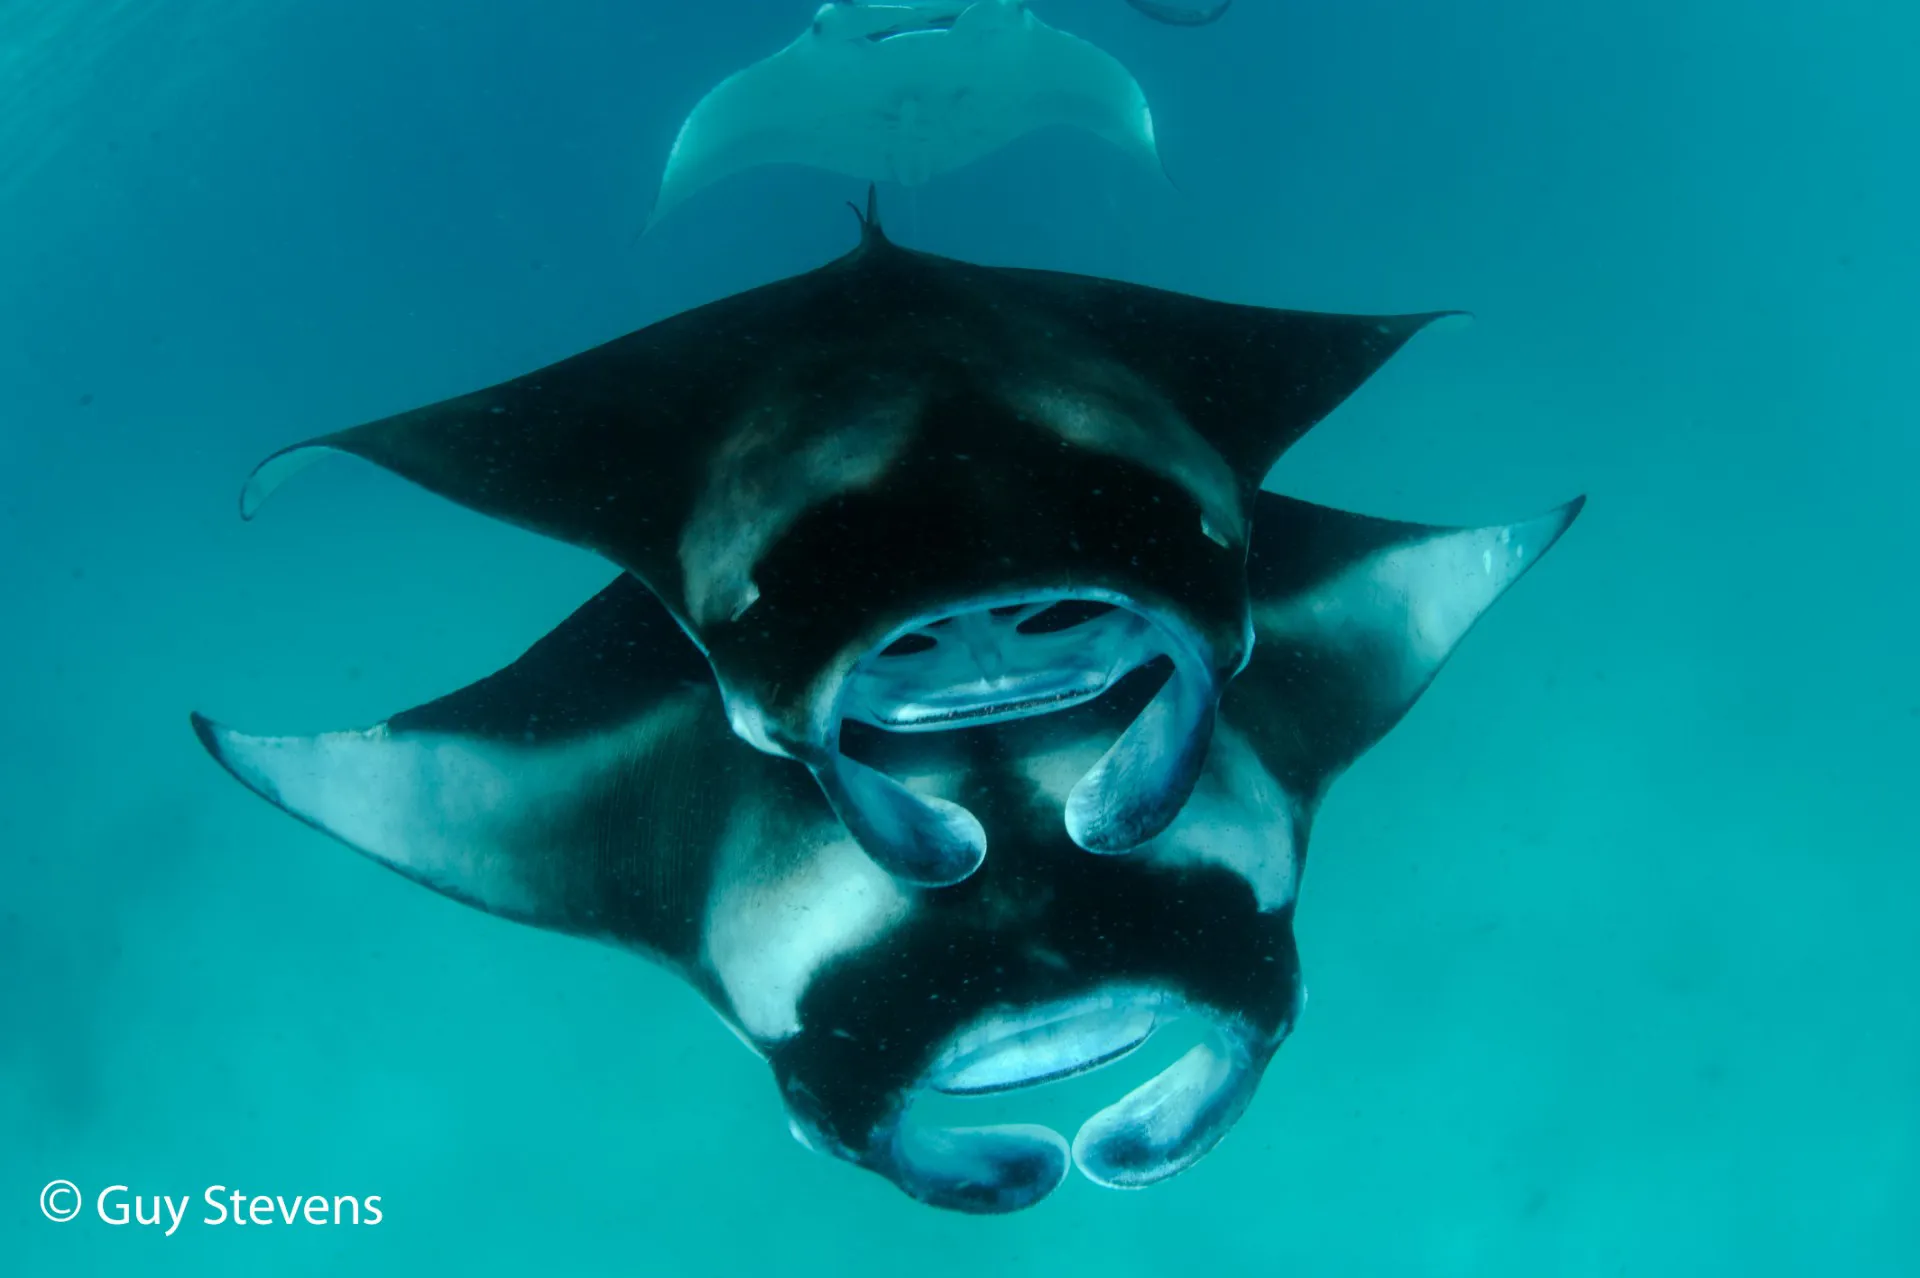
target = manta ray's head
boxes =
[658,197,1259,890]
[741,669,1301,1214]
[683,356,1256,893]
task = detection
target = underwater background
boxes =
[3,0,1914,1273]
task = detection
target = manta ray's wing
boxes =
[989,266,1468,501]
[236,208,1458,623]
[959,0,1163,175]
[1229,489,1586,815]
[190,575,796,981]
[237,229,1454,599]
[647,0,1160,228]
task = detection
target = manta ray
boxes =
[193,189,1582,1212]
[1125,0,1233,27]
[194,186,1582,1212]
[234,189,1467,891]
[194,489,1579,1213]
[646,0,1163,229]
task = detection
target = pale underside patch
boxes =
[702,796,913,1041]
[1254,517,1553,704]
[1145,722,1299,911]
[239,443,342,521]
[1017,719,1299,911]
[677,391,920,629]
[198,695,703,924]
[1000,371,1247,553]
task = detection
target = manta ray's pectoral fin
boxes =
[1231,489,1585,805]
[236,388,636,542]
[190,575,763,971]
[1004,267,1469,499]
[646,4,906,229]
[234,331,704,607]
[956,0,1165,177]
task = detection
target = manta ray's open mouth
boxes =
[861,985,1278,1213]
[838,1,968,44]
[843,598,1155,731]
[817,595,1225,888]
[925,984,1168,1095]
[865,16,958,42]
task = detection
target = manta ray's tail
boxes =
[846,183,887,248]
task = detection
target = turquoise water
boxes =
[4,0,1915,1272]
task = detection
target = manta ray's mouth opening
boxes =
[856,986,1277,1213]
[848,4,966,44]
[812,594,1224,888]
[924,985,1173,1095]
[842,597,1159,732]
[866,16,957,42]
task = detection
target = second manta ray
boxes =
[195,490,1580,1213]
[235,189,1464,890]
[646,0,1164,229]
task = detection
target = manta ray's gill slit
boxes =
[879,632,938,658]
[879,605,1106,662]
[1017,601,1120,636]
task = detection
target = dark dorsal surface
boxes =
[388,571,713,745]
[244,192,1455,633]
